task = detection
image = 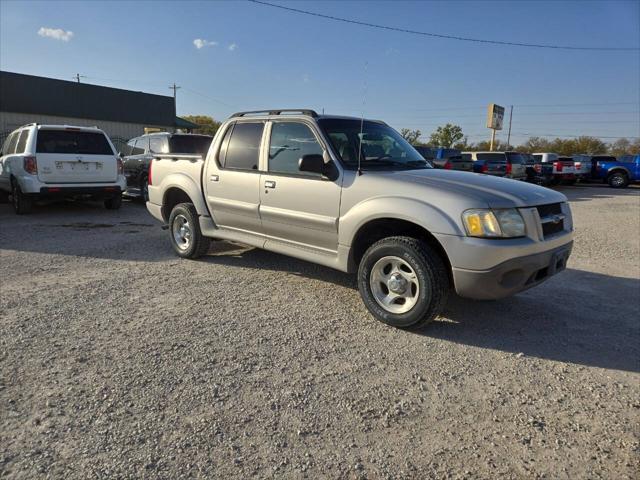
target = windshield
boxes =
[318,118,431,170]
[169,135,213,155]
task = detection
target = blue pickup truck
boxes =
[592,154,640,188]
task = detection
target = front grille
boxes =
[542,219,564,237]
[536,203,562,218]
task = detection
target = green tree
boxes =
[182,115,222,136]
[608,138,637,156]
[400,128,422,144]
[472,139,510,151]
[517,136,551,153]
[429,124,464,148]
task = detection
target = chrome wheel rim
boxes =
[611,175,624,187]
[172,214,192,250]
[370,256,420,314]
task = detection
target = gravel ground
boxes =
[1,184,639,479]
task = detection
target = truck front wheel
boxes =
[357,236,449,329]
[168,203,211,259]
[608,172,629,188]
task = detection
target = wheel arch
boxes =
[606,167,630,178]
[157,173,209,222]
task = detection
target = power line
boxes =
[249,0,640,52]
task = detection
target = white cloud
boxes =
[38,27,74,42]
[302,73,310,83]
[193,38,217,49]
[228,43,237,51]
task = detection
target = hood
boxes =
[390,169,567,208]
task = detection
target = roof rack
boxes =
[230,109,318,118]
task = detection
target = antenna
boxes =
[357,61,368,176]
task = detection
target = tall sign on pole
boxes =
[486,103,505,151]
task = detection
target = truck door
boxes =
[203,121,264,234]
[259,120,341,252]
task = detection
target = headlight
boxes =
[462,208,525,238]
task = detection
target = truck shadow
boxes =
[422,268,640,373]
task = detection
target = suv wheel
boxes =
[12,181,33,215]
[608,172,628,188]
[104,195,122,210]
[357,236,449,329]
[168,203,211,259]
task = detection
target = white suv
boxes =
[0,124,126,214]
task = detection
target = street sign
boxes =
[486,104,505,130]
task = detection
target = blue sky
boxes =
[1,0,639,145]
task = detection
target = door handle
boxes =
[210,174,219,182]
[265,180,276,189]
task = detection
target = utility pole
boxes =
[506,105,513,148]
[169,82,181,100]
[73,73,85,83]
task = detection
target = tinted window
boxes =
[36,130,113,155]
[217,125,234,166]
[592,156,616,162]
[506,152,526,164]
[268,122,324,175]
[15,130,29,153]
[6,132,19,154]
[133,137,148,155]
[461,153,472,161]
[476,153,507,163]
[532,155,542,162]
[169,135,212,155]
[618,155,633,162]
[149,136,167,154]
[414,146,436,160]
[224,122,264,170]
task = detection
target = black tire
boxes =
[608,171,629,189]
[104,195,122,210]
[11,181,33,215]
[168,203,211,259]
[141,176,149,203]
[357,236,449,329]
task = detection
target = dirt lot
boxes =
[1,184,639,479]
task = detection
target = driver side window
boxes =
[268,122,324,176]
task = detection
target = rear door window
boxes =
[36,130,114,154]
[223,122,264,170]
[169,135,212,155]
[6,132,19,155]
[149,136,168,154]
[506,152,526,164]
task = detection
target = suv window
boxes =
[169,135,212,155]
[6,132,19,155]
[15,130,29,153]
[476,153,507,162]
[36,130,114,154]
[223,122,264,170]
[268,122,324,175]
[149,136,167,154]
[505,152,526,164]
[133,136,148,155]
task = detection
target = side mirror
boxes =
[298,154,325,175]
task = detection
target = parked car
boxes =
[464,151,527,180]
[591,154,640,188]
[413,146,473,171]
[570,154,591,181]
[523,153,554,185]
[588,155,617,181]
[532,153,575,184]
[121,132,213,201]
[146,109,573,329]
[0,124,126,214]
[557,157,578,184]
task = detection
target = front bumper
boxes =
[451,241,573,299]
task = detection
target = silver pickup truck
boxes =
[147,109,573,329]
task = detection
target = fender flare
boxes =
[606,167,630,178]
[339,196,463,247]
[159,172,209,217]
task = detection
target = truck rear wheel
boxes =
[168,203,211,259]
[104,195,122,210]
[12,181,33,215]
[608,172,629,188]
[357,236,449,329]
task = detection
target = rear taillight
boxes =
[444,160,452,170]
[481,163,489,173]
[117,158,124,175]
[24,156,37,174]
[554,161,563,172]
[505,162,512,175]
[148,160,153,185]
